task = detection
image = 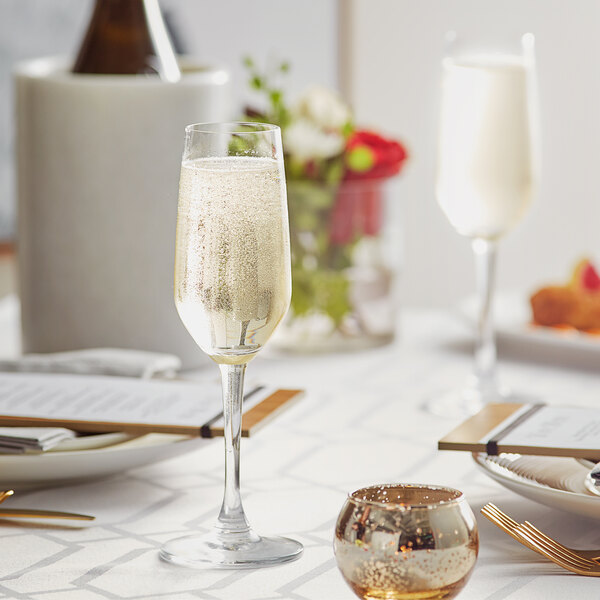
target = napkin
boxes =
[0,427,75,454]
[0,348,181,379]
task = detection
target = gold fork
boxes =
[482,503,600,561]
[0,490,14,504]
[0,489,94,521]
[481,503,542,555]
[481,503,600,576]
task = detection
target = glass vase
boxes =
[273,177,401,353]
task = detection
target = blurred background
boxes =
[1,0,599,310]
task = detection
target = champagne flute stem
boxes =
[471,238,498,395]
[216,363,252,537]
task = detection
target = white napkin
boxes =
[0,427,75,454]
[0,348,181,379]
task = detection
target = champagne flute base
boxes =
[159,530,303,569]
[423,380,511,419]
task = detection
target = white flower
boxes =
[294,85,352,129]
[284,118,345,161]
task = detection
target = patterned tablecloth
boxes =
[0,308,599,599]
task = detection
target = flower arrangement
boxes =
[243,59,408,347]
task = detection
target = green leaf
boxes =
[313,270,352,326]
[290,270,315,317]
[290,265,353,326]
[270,89,282,105]
[293,209,321,231]
[324,159,344,185]
[251,75,263,90]
[347,145,375,172]
[280,61,290,73]
[242,56,254,69]
[228,135,253,155]
[342,121,355,138]
[285,158,306,180]
[330,244,355,270]
[288,181,335,210]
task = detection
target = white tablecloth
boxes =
[0,307,599,599]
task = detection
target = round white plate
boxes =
[459,292,600,358]
[473,453,600,520]
[0,433,208,489]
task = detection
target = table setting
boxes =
[0,313,599,598]
[1,1,600,599]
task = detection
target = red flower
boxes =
[344,130,408,181]
[328,131,407,244]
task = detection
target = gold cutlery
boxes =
[0,489,94,521]
[481,503,600,575]
[0,508,94,520]
[0,489,14,504]
[481,503,600,560]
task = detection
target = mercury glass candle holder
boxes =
[334,484,478,600]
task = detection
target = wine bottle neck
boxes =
[91,0,149,24]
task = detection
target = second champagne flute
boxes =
[429,32,539,417]
[160,122,303,568]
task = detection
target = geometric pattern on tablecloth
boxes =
[1,312,600,598]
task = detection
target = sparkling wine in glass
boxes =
[160,122,303,568]
[429,32,539,417]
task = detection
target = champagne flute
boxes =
[429,33,539,417]
[160,122,303,568]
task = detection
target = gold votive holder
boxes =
[334,484,478,600]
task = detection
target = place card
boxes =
[0,373,302,438]
[439,402,600,460]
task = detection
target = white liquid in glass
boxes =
[175,156,291,364]
[437,56,535,240]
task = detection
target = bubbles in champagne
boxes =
[175,157,291,362]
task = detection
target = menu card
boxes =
[439,402,600,460]
[0,373,302,437]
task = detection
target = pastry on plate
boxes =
[530,259,600,332]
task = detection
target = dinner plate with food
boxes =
[460,258,600,355]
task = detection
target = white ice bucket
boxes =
[15,56,231,367]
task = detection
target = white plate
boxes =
[0,433,207,489]
[460,291,600,355]
[473,453,600,520]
